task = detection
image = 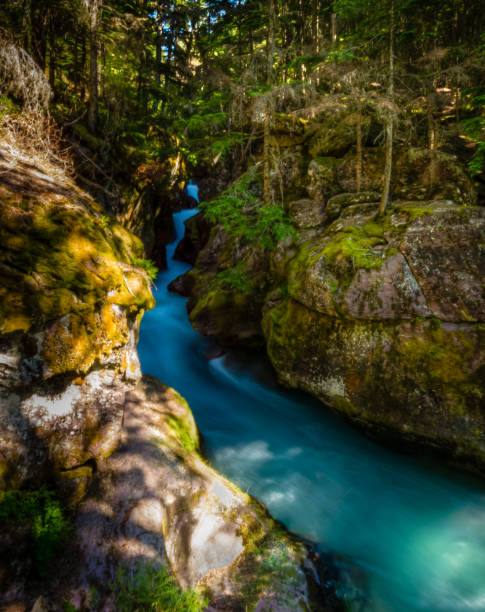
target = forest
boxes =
[1,0,484,213]
[0,1,485,611]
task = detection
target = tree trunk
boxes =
[48,20,56,95]
[80,36,87,102]
[356,107,362,193]
[153,2,163,111]
[263,102,271,207]
[263,0,275,207]
[378,0,395,217]
[88,0,99,134]
[22,0,32,54]
[427,106,437,192]
[331,11,337,44]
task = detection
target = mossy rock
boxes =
[308,112,366,158]
[263,296,485,474]
[0,188,153,377]
[326,191,380,220]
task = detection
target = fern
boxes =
[131,257,159,281]
[200,168,296,250]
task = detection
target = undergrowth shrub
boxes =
[112,563,208,612]
[0,486,71,577]
[200,167,297,250]
[131,257,159,281]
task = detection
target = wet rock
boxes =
[168,272,192,296]
[174,211,211,265]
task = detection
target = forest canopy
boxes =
[0,0,484,207]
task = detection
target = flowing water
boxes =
[139,209,485,612]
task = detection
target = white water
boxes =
[139,209,485,611]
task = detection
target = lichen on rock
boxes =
[0,150,154,491]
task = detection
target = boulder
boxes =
[174,211,211,265]
[325,192,380,221]
[308,112,365,158]
[53,377,336,612]
[288,199,326,229]
[185,226,268,347]
[263,201,485,473]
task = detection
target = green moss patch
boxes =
[0,486,72,577]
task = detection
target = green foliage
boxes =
[112,563,208,612]
[216,261,256,294]
[0,93,20,119]
[461,88,485,176]
[468,142,485,176]
[200,169,296,250]
[0,487,71,576]
[131,257,158,281]
[100,215,112,229]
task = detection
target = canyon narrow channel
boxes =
[139,210,485,612]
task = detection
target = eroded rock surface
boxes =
[48,376,333,611]
[0,149,341,611]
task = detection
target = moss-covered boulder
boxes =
[179,225,268,346]
[308,112,365,158]
[0,152,155,490]
[263,201,485,473]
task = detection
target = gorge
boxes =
[0,0,484,610]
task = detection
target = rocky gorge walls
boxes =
[0,147,336,611]
[176,109,485,476]
[0,149,155,495]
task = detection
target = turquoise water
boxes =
[139,209,485,612]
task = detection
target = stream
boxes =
[138,209,485,612]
